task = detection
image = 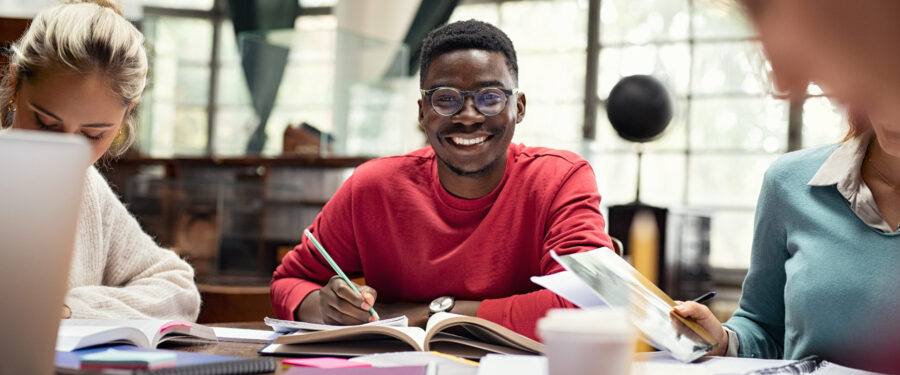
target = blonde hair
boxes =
[0,0,148,157]
[843,107,872,142]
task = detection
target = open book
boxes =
[56,319,217,352]
[259,312,542,359]
[533,248,716,362]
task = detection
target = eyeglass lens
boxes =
[430,88,508,116]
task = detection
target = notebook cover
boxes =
[283,365,426,375]
[55,345,241,370]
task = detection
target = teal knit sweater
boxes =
[723,144,900,362]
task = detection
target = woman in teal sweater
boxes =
[675,0,900,371]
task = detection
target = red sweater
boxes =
[271,144,613,340]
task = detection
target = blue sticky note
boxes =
[80,348,177,365]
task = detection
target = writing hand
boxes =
[319,275,378,325]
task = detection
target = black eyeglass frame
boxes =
[419,86,519,117]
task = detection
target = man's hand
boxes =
[62,304,72,319]
[297,276,377,325]
[673,301,729,356]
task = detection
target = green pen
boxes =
[303,229,379,320]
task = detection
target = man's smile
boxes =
[445,130,494,147]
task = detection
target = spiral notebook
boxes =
[55,346,277,375]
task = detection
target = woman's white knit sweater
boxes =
[64,167,201,321]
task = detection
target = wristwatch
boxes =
[429,296,455,316]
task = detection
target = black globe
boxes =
[606,75,673,143]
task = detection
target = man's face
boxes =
[418,49,524,178]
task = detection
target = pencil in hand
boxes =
[304,229,380,320]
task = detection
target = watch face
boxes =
[430,296,454,312]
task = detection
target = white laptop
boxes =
[0,131,91,375]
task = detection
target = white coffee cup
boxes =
[538,307,635,375]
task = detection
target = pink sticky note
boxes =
[283,357,372,369]
[159,321,192,333]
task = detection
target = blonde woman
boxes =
[675,0,900,371]
[1,0,201,321]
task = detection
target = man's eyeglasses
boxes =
[420,87,518,117]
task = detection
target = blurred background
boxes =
[0,0,850,323]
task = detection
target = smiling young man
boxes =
[271,20,613,340]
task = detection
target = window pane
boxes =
[690,97,788,152]
[709,210,755,269]
[687,154,777,207]
[287,15,337,62]
[216,64,252,106]
[142,0,213,10]
[598,44,691,98]
[691,1,755,40]
[171,106,208,155]
[141,15,212,156]
[449,3,500,25]
[518,52,585,103]
[175,66,210,106]
[216,16,338,157]
[514,103,582,151]
[142,102,208,156]
[277,64,334,107]
[144,16,213,63]
[803,97,848,148]
[500,0,587,51]
[212,107,256,156]
[299,0,337,7]
[589,152,639,206]
[344,82,421,157]
[600,0,689,44]
[640,152,686,207]
[692,41,769,95]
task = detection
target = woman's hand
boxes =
[62,304,72,319]
[674,301,729,356]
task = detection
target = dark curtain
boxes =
[227,0,299,155]
[383,0,460,78]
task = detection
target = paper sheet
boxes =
[530,271,606,308]
[212,327,281,343]
[477,354,546,375]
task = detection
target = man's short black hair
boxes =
[419,19,518,87]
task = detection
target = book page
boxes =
[57,320,156,351]
[56,320,215,351]
[212,327,281,343]
[273,325,427,352]
[423,313,542,355]
[530,271,607,308]
[264,315,408,334]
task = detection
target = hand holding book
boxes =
[673,301,730,356]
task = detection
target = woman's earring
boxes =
[7,98,16,113]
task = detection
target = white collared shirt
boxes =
[807,132,897,233]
